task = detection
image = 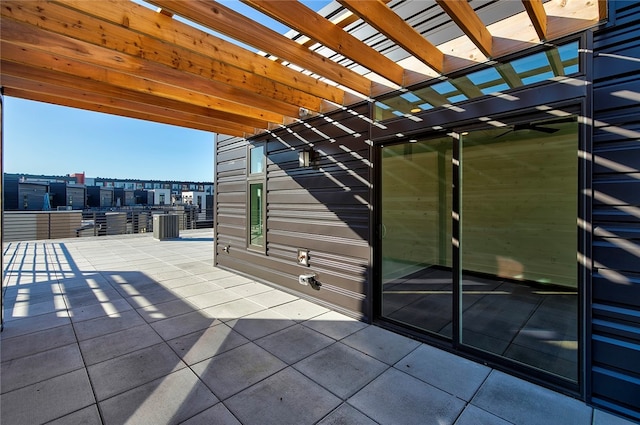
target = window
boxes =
[248,183,264,247]
[247,143,266,250]
[249,144,265,175]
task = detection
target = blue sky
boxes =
[3,0,332,183]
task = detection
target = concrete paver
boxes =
[2,230,638,425]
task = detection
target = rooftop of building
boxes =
[1,230,635,425]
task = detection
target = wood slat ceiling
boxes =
[0,0,605,137]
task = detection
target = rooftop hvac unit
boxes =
[153,214,179,240]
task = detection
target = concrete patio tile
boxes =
[62,286,124,308]
[180,403,242,425]
[61,273,112,289]
[246,289,298,308]
[3,283,61,305]
[255,324,334,365]
[226,309,296,340]
[73,308,146,341]
[68,297,134,322]
[317,403,379,425]
[0,324,76,362]
[107,274,160,295]
[194,270,237,282]
[88,342,186,401]
[454,405,513,425]
[146,269,191,282]
[201,298,265,322]
[342,325,421,365]
[151,310,220,341]
[302,310,368,340]
[156,274,207,290]
[270,298,331,322]
[99,368,219,425]
[186,289,243,310]
[0,369,95,425]
[191,342,287,400]
[593,409,638,425]
[168,322,249,365]
[294,342,388,399]
[173,261,215,272]
[7,296,64,319]
[169,281,223,298]
[396,344,491,401]
[348,368,466,425]
[225,367,342,425]
[79,323,163,366]
[0,311,71,339]
[127,288,181,308]
[1,343,84,393]
[210,275,254,289]
[46,404,102,425]
[137,298,199,323]
[471,370,592,425]
[228,281,273,297]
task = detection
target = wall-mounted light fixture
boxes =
[299,148,316,168]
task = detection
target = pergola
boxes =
[0,0,605,138]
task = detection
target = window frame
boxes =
[246,142,267,253]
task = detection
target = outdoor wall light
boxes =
[299,148,316,168]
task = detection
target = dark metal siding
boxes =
[18,182,48,211]
[215,104,373,319]
[591,2,640,420]
[3,174,19,210]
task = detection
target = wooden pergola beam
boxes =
[243,0,405,86]
[522,0,548,41]
[0,19,291,124]
[435,0,493,58]
[5,86,247,137]
[599,0,608,21]
[0,67,260,136]
[148,0,376,96]
[2,1,322,116]
[55,0,346,106]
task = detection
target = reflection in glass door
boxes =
[379,117,579,382]
[381,137,453,337]
[460,118,578,381]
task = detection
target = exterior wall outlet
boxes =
[297,248,310,266]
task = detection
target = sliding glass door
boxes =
[380,137,453,338]
[460,118,578,381]
[379,117,579,382]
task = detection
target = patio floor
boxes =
[1,230,635,425]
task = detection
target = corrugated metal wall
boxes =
[591,2,640,420]
[215,103,373,319]
[3,211,82,241]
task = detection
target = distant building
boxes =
[147,189,171,206]
[181,191,206,209]
[49,182,86,210]
[3,173,214,210]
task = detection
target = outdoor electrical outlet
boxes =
[297,249,310,266]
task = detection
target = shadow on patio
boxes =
[0,231,629,425]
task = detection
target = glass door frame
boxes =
[373,104,589,394]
